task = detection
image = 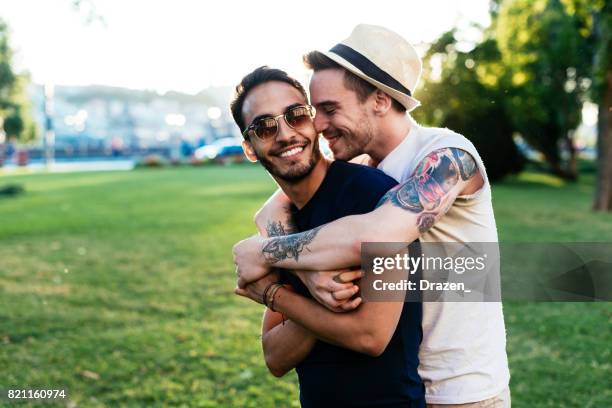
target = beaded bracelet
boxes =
[267,284,284,312]
[261,281,278,307]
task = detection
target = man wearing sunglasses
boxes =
[231,66,426,408]
[233,25,511,408]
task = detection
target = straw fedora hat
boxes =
[320,24,422,112]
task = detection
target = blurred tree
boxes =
[417,0,607,186]
[541,0,611,209]
[495,0,595,180]
[413,30,524,181]
[0,18,36,165]
[582,0,612,211]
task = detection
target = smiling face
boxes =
[309,69,375,161]
[242,81,321,183]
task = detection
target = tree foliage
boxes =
[415,0,608,182]
[495,0,596,179]
[0,18,36,143]
[413,30,524,181]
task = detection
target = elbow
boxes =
[267,364,288,378]
[264,355,289,377]
[253,209,265,232]
[358,333,389,357]
[262,342,290,377]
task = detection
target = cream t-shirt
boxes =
[377,123,510,404]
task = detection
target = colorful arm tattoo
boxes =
[376,148,478,233]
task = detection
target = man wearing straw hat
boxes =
[234,25,511,407]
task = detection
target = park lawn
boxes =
[0,165,610,407]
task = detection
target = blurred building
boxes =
[27,84,237,159]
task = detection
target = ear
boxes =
[372,90,393,116]
[242,140,258,162]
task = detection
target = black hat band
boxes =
[329,43,412,97]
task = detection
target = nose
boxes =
[313,112,328,134]
[275,116,296,142]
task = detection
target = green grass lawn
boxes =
[0,165,610,407]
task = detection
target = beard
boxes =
[326,118,374,161]
[256,137,322,183]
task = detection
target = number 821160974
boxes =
[5,389,67,400]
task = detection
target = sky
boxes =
[1,0,491,94]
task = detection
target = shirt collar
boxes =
[377,122,420,178]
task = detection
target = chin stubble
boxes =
[258,139,322,183]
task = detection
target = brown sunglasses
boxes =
[243,105,315,140]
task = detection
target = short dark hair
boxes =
[303,51,406,113]
[230,66,308,133]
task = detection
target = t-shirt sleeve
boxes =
[345,166,398,214]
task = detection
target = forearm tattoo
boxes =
[265,204,297,238]
[262,226,323,264]
[263,205,300,279]
[266,221,288,238]
[377,148,478,233]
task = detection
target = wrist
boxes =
[262,281,278,306]
[268,284,290,312]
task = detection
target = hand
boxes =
[233,235,270,288]
[234,271,280,305]
[348,154,379,167]
[296,269,363,313]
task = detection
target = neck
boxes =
[367,114,414,163]
[273,157,330,209]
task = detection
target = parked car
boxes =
[194,138,244,164]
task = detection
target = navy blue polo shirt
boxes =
[283,160,425,408]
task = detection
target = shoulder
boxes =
[417,126,479,159]
[331,161,398,193]
[328,161,398,214]
[412,125,484,173]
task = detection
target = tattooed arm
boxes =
[256,207,361,375]
[237,248,409,357]
[234,148,482,283]
[255,188,297,238]
[254,190,363,312]
[254,189,294,235]
[255,214,316,377]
